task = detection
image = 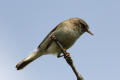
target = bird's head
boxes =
[70,18,94,35]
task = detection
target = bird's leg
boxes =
[64,52,70,57]
[51,35,84,80]
[57,48,70,58]
[51,35,57,40]
[57,52,70,58]
[57,53,64,58]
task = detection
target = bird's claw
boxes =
[57,54,64,58]
[51,35,57,40]
[65,52,70,57]
[57,52,70,58]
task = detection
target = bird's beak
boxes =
[86,29,94,35]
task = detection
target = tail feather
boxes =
[16,49,44,70]
[16,59,33,70]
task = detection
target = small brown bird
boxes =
[16,17,93,70]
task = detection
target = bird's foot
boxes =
[57,52,70,58]
[64,52,70,58]
[57,54,64,58]
[51,35,57,40]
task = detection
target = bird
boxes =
[16,17,93,70]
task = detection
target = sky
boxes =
[0,0,120,80]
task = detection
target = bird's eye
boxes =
[81,23,87,30]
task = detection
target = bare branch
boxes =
[51,36,84,80]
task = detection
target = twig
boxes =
[51,36,84,80]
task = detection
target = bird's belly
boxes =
[54,29,79,49]
[57,34,77,49]
[46,27,80,54]
[46,42,61,54]
[46,33,78,54]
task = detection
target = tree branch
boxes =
[51,36,84,80]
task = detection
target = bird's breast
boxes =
[46,24,83,54]
[53,26,80,49]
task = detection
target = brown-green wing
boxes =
[37,23,62,50]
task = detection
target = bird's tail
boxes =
[16,49,44,70]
